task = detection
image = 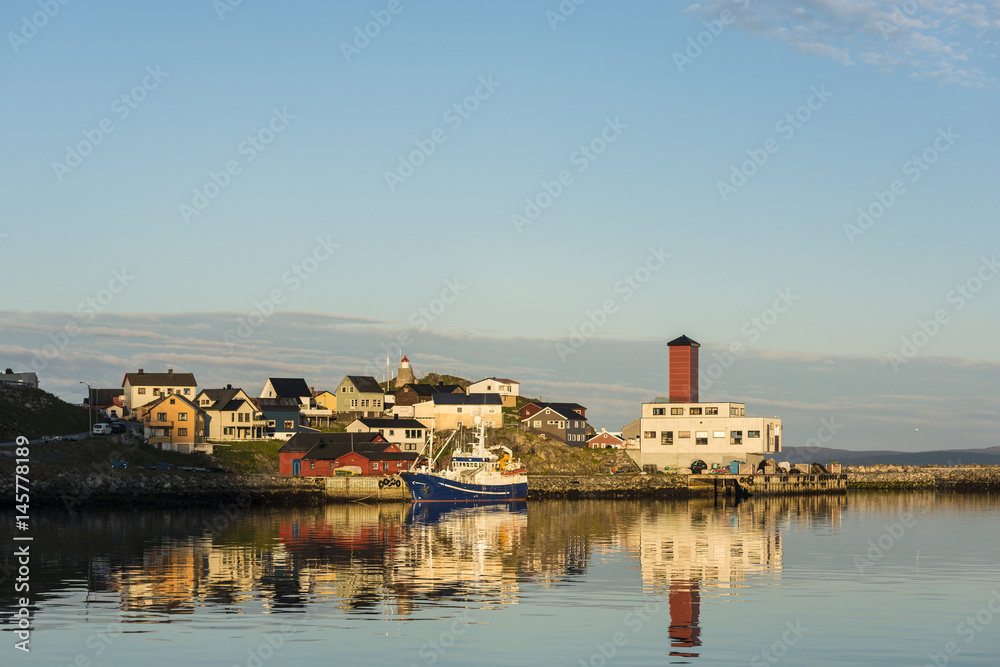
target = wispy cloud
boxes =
[686,0,999,87]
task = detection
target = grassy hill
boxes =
[0,385,90,441]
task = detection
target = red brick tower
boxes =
[668,335,699,403]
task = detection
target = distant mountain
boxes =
[778,446,1000,466]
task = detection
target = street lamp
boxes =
[80,381,93,435]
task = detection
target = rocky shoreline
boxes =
[3,466,998,510]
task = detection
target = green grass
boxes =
[0,386,91,441]
[208,440,282,474]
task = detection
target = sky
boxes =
[1,0,999,451]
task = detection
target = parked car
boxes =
[110,422,127,433]
[110,461,128,469]
[92,424,112,435]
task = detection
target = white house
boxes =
[347,417,429,453]
[467,377,519,407]
[122,369,197,414]
[412,394,503,431]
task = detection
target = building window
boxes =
[184,388,190,395]
[705,407,718,415]
[653,408,665,415]
[679,431,691,438]
[713,431,725,438]
[457,407,463,413]
[740,408,745,416]
[731,431,743,445]
[267,420,275,428]
[671,408,684,415]
[643,431,656,439]
[661,431,673,445]
[283,420,295,431]
[341,387,346,393]
[696,431,708,445]
[690,408,702,415]
[178,428,188,437]
[534,420,541,428]
[309,462,315,470]
[748,430,761,438]
[351,399,358,408]
[157,412,167,421]
[178,412,187,421]
[372,462,379,470]
[169,398,175,405]
[138,388,146,395]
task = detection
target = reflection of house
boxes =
[139,393,210,454]
[637,335,782,470]
[196,386,263,441]
[521,404,589,446]
[467,377,519,407]
[412,393,503,431]
[255,397,301,440]
[335,375,385,418]
[122,368,197,413]
[347,417,428,453]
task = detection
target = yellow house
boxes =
[140,393,210,454]
[313,390,336,411]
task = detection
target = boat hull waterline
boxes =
[402,472,527,502]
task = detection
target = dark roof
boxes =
[279,432,388,454]
[267,378,311,398]
[432,393,502,406]
[667,335,700,347]
[351,418,427,429]
[347,451,420,462]
[222,399,247,412]
[401,383,436,397]
[123,371,197,387]
[200,388,243,410]
[88,388,123,407]
[523,402,588,420]
[256,397,301,411]
[346,375,383,394]
[144,393,203,412]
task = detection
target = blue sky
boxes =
[1,1,999,449]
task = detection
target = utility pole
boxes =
[80,381,93,435]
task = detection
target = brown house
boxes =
[394,382,465,407]
[520,401,587,422]
[521,404,589,446]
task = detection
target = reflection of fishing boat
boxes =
[408,501,527,524]
[400,417,528,502]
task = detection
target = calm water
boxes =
[3,494,1000,666]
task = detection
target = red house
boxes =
[333,450,419,476]
[588,429,625,449]
[278,432,390,476]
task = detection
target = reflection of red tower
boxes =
[668,335,700,403]
[668,580,701,658]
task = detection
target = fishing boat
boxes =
[400,416,528,502]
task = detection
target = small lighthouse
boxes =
[395,354,416,389]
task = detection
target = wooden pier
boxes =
[689,473,848,497]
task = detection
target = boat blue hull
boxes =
[401,472,528,502]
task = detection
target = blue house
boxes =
[255,397,301,440]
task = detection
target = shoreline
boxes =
[3,467,999,509]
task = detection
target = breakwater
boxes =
[845,466,1000,491]
[528,474,692,499]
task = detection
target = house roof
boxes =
[345,451,420,462]
[474,377,519,385]
[222,399,247,412]
[123,370,197,387]
[399,383,463,397]
[266,378,311,398]
[345,375,384,394]
[588,431,624,442]
[350,418,427,430]
[278,433,393,460]
[432,393,503,406]
[667,334,700,347]
[144,392,204,412]
[522,403,588,421]
[256,397,301,410]
[199,388,244,410]
[88,388,123,407]
[523,401,586,414]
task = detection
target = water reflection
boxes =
[2,495,848,629]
